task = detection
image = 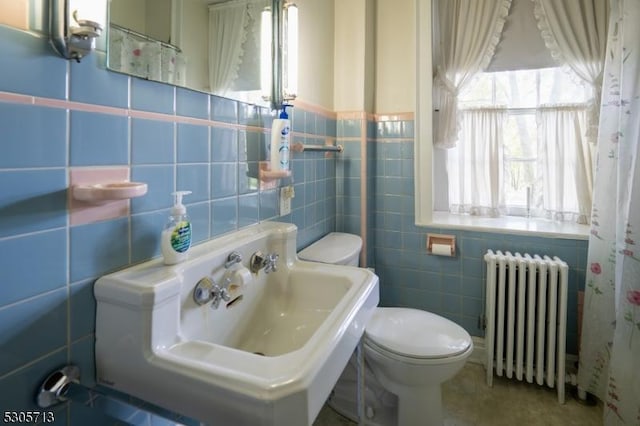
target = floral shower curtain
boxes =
[108,26,186,86]
[577,0,640,424]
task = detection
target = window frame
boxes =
[415,1,589,237]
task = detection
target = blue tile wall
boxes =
[70,111,129,166]
[369,131,589,356]
[131,78,175,114]
[177,124,209,163]
[0,26,67,99]
[0,103,66,168]
[0,229,67,306]
[334,115,588,356]
[0,169,67,237]
[176,87,209,119]
[131,119,175,165]
[69,52,129,108]
[0,22,337,424]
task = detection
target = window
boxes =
[446,67,593,221]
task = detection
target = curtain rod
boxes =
[109,23,182,52]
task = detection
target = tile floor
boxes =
[313,362,603,426]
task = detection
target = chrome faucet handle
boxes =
[194,277,232,309]
[249,251,279,274]
[264,253,279,274]
[211,284,231,309]
[225,251,243,269]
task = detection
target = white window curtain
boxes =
[536,105,593,224]
[448,107,507,216]
[532,0,609,145]
[208,1,250,95]
[433,0,512,149]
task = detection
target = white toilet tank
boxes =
[298,232,362,266]
[298,233,395,425]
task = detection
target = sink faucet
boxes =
[211,277,232,309]
[249,251,279,274]
[263,253,279,273]
[193,276,231,309]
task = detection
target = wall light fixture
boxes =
[283,3,298,101]
[260,0,298,110]
[260,6,272,102]
[50,0,105,62]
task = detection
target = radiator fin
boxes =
[484,250,568,404]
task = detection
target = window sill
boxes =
[430,211,589,240]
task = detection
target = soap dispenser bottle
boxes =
[270,104,292,172]
[161,191,192,265]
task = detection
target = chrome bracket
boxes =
[37,365,80,408]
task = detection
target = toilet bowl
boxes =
[298,233,473,426]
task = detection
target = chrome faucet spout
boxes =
[249,251,279,274]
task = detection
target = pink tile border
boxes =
[360,119,368,267]
[0,91,35,105]
[336,111,368,120]
[374,112,415,121]
[38,98,129,116]
[69,167,131,226]
[291,99,337,119]
[1,90,416,127]
[0,91,267,132]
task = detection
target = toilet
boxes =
[298,233,473,426]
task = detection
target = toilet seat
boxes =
[364,308,472,360]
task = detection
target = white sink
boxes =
[94,222,379,426]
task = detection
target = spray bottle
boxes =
[161,191,192,265]
[270,104,292,171]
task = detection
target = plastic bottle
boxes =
[270,104,292,171]
[161,191,192,265]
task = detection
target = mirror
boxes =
[107,0,275,107]
[0,0,334,112]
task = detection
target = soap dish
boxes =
[72,181,148,203]
[258,162,292,182]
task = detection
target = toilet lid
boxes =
[297,232,362,264]
[365,308,472,359]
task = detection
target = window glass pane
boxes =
[452,66,591,217]
[503,114,536,208]
[503,114,536,159]
[458,73,493,107]
[494,70,537,108]
[539,67,591,104]
[504,160,536,207]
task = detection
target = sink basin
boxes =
[94,222,379,425]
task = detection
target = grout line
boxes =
[0,286,68,313]
[0,347,68,381]
[0,226,67,242]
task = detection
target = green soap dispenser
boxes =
[161,191,192,265]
